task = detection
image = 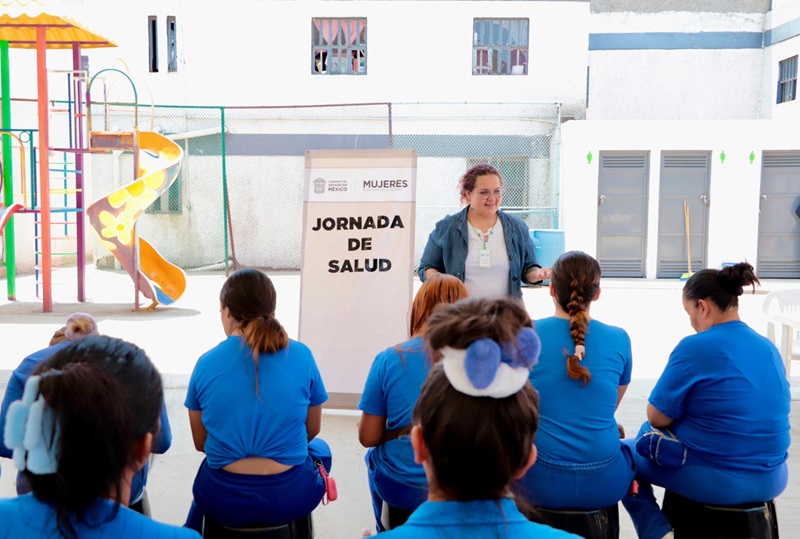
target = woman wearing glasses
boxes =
[418,164,550,298]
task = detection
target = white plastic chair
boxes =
[762,289,800,378]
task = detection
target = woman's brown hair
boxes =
[408,274,469,338]
[415,296,538,504]
[458,163,502,204]
[683,262,759,311]
[551,251,601,386]
[220,269,289,393]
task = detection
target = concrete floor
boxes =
[0,267,798,537]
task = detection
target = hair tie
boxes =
[3,374,62,475]
[441,327,540,399]
[64,312,99,341]
[574,344,586,361]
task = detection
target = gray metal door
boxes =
[656,152,711,278]
[596,152,649,277]
[757,151,800,278]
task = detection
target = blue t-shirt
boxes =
[185,336,328,469]
[381,498,580,538]
[530,317,632,462]
[649,320,790,471]
[0,494,200,538]
[0,342,172,503]
[358,336,429,485]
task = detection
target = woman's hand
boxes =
[525,267,552,283]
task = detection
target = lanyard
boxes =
[470,222,494,250]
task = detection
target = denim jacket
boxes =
[417,207,540,298]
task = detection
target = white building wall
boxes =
[587,11,767,120]
[560,119,797,278]
[764,1,800,121]
[7,0,589,114]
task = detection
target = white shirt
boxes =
[464,218,510,298]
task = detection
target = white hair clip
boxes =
[441,327,540,398]
[3,374,61,475]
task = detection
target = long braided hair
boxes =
[551,251,601,385]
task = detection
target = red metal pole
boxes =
[37,27,52,312]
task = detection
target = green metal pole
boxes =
[1,40,16,300]
[221,107,230,275]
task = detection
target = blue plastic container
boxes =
[529,229,565,285]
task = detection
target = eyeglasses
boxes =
[473,189,503,200]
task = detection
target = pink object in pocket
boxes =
[317,462,338,504]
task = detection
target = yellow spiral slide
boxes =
[87,130,186,308]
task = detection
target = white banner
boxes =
[299,150,417,401]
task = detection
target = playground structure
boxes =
[0,10,186,311]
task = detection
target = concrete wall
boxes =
[7,0,589,117]
[560,119,798,278]
[587,10,767,120]
[765,0,800,121]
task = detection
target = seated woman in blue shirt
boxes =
[382,296,579,539]
[622,262,791,539]
[0,336,198,539]
[358,273,468,532]
[184,268,331,531]
[0,313,171,508]
[520,251,635,511]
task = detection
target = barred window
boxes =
[148,16,158,73]
[166,16,178,73]
[312,18,367,76]
[472,18,528,76]
[777,56,797,104]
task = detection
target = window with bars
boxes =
[311,18,367,75]
[468,157,529,207]
[148,16,158,73]
[777,56,797,104]
[167,16,178,73]
[472,18,529,76]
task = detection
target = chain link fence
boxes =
[4,99,561,275]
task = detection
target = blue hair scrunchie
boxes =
[457,327,541,395]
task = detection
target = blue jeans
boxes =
[519,445,635,510]
[185,438,332,531]
[621,425,788,539]
[365,448,427,532]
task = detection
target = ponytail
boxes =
[240,316,289,358]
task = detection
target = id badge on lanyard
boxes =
[479,248,491,268]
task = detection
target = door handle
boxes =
[598,195,606,206]
[700,194,709,206]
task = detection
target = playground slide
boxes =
[87,131,186,307]
[0,203,23,234]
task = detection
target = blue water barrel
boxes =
[529,230,565,284]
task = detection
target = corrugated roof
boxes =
[0,12,116,49]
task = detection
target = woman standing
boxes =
[622,262,791,539]
[184,268,331,531]
[520,251,635,510]
[417,164,550,299]
[358,274,469,531]
[381,296,578,538]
